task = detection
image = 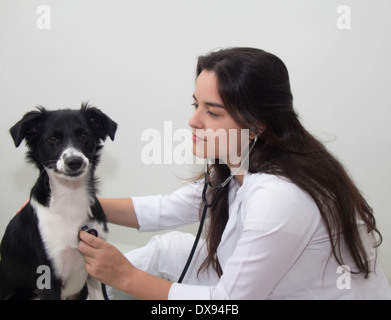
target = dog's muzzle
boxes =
[65,156,85,171]
[56,148,89,178]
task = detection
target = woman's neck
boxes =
[234,174,244,186]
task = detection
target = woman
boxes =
[78,47,391,299]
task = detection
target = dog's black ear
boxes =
[81,103,117,141]
[9,107,47,147]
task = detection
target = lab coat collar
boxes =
[233,171,251,197]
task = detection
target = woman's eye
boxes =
[192,103,219,117]
[207,111,219,118]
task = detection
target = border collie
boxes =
[0,103,117,300]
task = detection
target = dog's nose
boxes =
[65,156,84,171]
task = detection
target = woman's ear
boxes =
[249,130,257,141]
[249,124,265,140]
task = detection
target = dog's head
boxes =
[10,103,117,180]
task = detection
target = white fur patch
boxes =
[32,163,106,299]
[55,147,89,179]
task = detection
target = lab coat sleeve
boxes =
[132,181,204,232]
[168,176,321,300]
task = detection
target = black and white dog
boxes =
[0,103,117,300]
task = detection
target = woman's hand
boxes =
[17,198,30,213]
[78,231,134,292]
[79,231,173,299]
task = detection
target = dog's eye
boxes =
[79,133,90,141]
[48,136,59,144]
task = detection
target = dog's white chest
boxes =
[31,177,93,298]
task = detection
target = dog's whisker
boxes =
[39,160,58,167]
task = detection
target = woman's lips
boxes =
[192,133,205,143]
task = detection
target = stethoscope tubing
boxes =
[178,134,258,283]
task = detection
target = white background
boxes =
[0,0,390,284]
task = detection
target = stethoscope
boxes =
[89,135,258,298]
[178,134,258,283]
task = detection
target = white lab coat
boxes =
[116,172,391,300]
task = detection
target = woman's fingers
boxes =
[16,198,30,214]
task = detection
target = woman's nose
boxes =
[188,108,203,129]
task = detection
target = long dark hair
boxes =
[196,47,382,278]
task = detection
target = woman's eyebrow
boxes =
[192,94,225,108]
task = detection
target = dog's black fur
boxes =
[0,103,117,300]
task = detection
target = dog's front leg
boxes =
[37,279,62,300]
